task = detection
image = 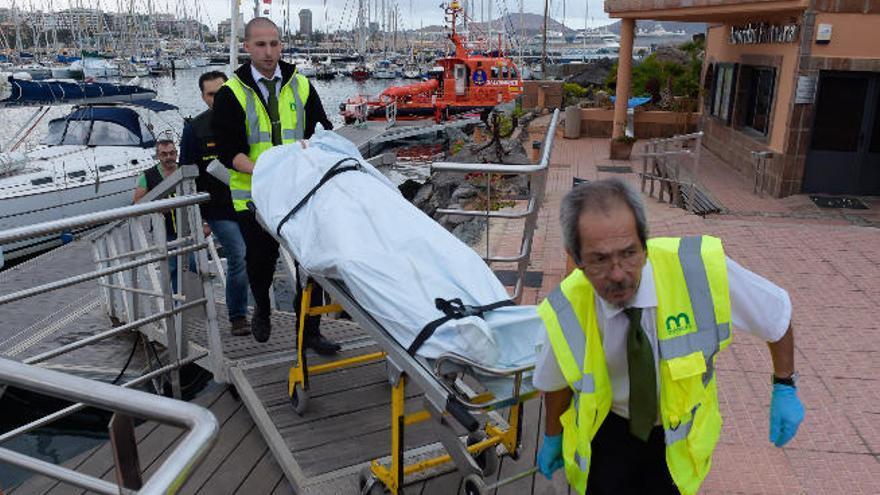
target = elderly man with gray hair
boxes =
[532,178,804,494]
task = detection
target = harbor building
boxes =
[299,9,313,36]
[606,0,880,197]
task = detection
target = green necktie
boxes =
[625,307,657,442]
[263,78,282,145]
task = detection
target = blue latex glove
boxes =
[769,383,805,447]
[537,434,564,479]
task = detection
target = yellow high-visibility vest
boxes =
[537,235,732,495]
[223,72,310,212]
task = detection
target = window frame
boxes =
[708,62,737,124]
[739,65,777,137]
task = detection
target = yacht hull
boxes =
[0,174,140,262]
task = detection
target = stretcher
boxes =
[279,261,539,495]
[246,127,553,494]
[249,213,539,495]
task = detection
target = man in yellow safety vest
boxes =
[212,17,340,354]
[534,178,804,494]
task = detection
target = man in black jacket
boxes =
[180,70,250,337]
[212,17,340,354]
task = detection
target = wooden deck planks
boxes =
[230,448,285,494]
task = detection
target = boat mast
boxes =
[12,0,23,62]
[487,0,491,47]
[518,0,523,66]
[541,0,548,75]
[229,0,238,68]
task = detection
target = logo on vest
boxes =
[665,313,692,335]
[290,102,297,111]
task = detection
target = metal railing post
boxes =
[153,209,182,399]
[431,109,559,303]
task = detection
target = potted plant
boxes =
[610,134,638,160]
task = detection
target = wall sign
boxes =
[729,22,799,45]
[795,75,817,104]
[816,23,832,44]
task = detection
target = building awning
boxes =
[604,0,808,22]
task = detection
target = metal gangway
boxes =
[0,185,219,493]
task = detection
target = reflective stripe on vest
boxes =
[659,236,730,445]
[539,235,731,495]
[224,73,310,211]
[240,76,306,145]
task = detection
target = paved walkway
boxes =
[497,119,880,494]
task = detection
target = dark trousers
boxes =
[235,210,324,337]
[586,413,679,495]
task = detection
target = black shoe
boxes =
[230,317,250,336]
[303,333,341,356]
[251,313,271,343]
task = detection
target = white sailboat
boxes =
[0,78,176,261]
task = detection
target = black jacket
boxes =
[212,61,333,170]
[180,109,237,221]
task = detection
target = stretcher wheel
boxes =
[358,467,385,495]
[467,431,498,477]
[290,383,309,415]
[463,474,487,495]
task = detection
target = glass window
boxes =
[98,164,115,172]
[739,66,776,136]
[139,119,155,144]
[43,119,67,145]
[88,120,140,146]
[490,66,499,78]
[709,63,735,123]
[67,170,87,179]
[60,120,91,145]
[31,177,53,185]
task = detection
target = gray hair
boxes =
[560,178,648,264]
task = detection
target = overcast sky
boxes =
[1,0,613,33]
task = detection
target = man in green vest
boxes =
[212,17,340,354]
[133,139,195,294]
[534,179,804,494]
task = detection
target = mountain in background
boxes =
[606,20,707,36]
[416,14,705,38]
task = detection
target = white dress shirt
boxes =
[250,64,283,101]
[532,257,791,420]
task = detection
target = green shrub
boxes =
[604,40,703,100]
[563,82,589,105]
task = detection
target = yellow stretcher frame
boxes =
[286,282,529,495]
[286,282,386,409]
[363,374,526,495]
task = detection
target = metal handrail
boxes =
[0,170,225,492]
[0,357,218,494]
[0,193,209,245]
[430,109,559,302]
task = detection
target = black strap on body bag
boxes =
[406,297,515,356]
[274,157,362,237]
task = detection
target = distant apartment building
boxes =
[219,14,245,40]
[53,8,104,32]
[299,9,313,36]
